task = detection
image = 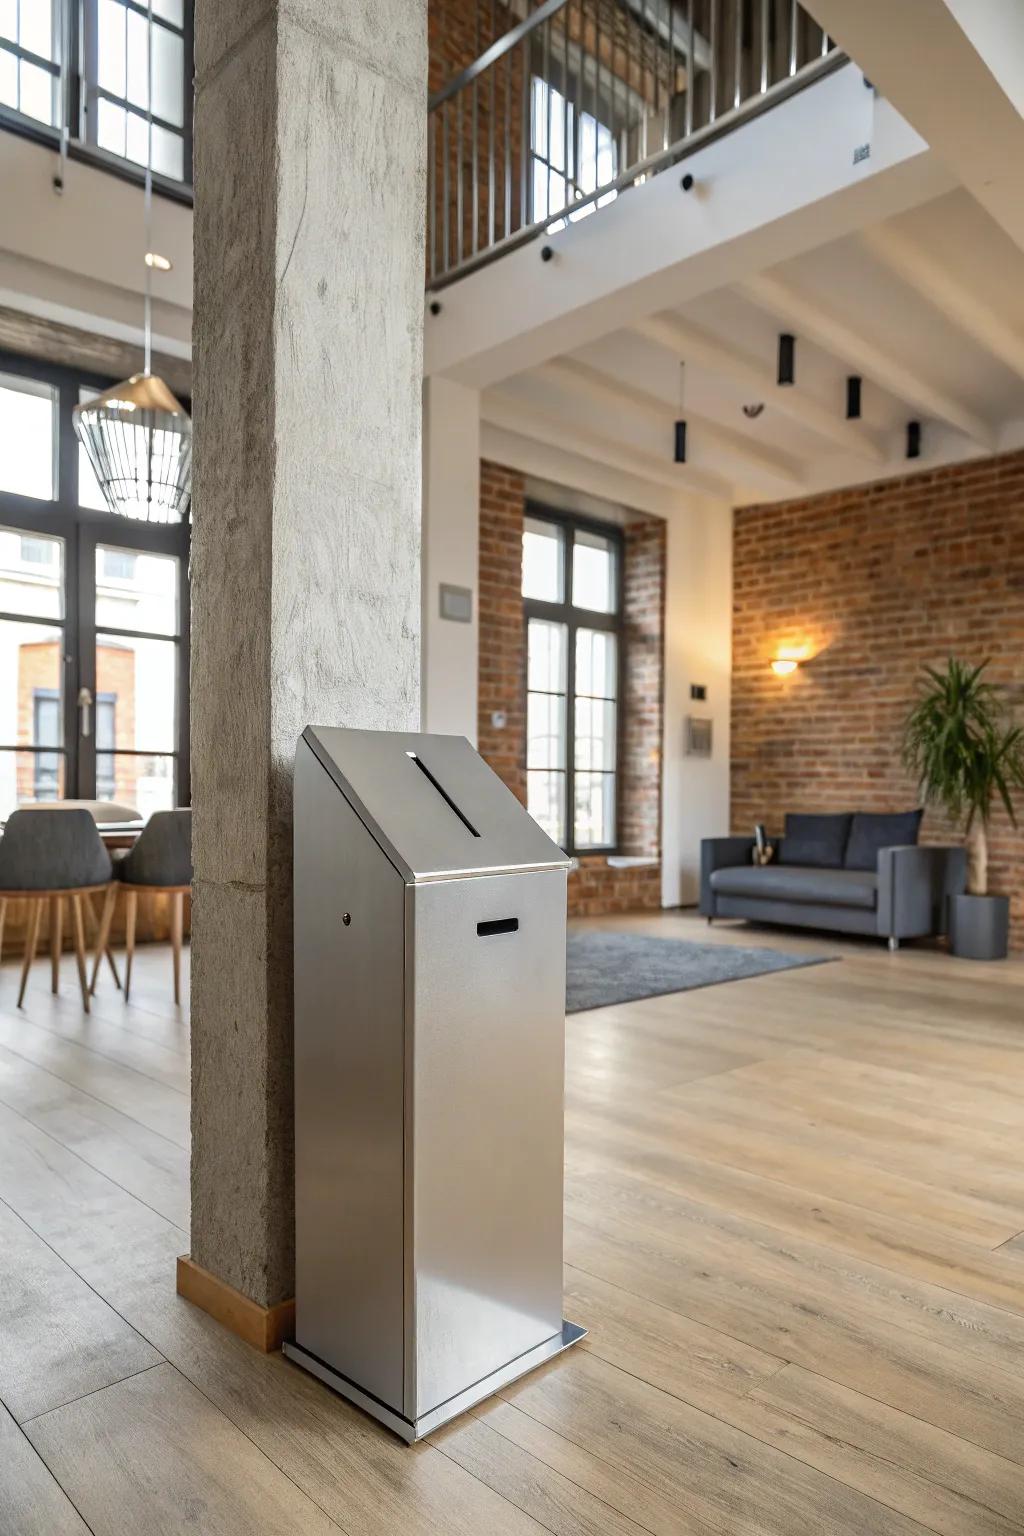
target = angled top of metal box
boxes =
[301,727,571,883]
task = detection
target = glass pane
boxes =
[96,96,126,156]
[522,517,564,603]
[0,748,65,821]
[96,632,177,752]
[573,528,616,613]
[152,0,184,24]
[575,696,616,771]
[97,0,126,96]
[125,4,147,107]
[20,0,53,58]
[0,47,15,109]
[527,768,564,846]
[103,751,174,818]
[527,618,566,693]
[0,2,15,43]
[574,772,616,849]
[151,22,184,126]
[0,528,64,618]
[125,111,183,179]
[0,620,63,747]
[96,547,179,635]
[78,387,109,509]
[18,57,54,122]
[0,372,55,500]
[576,628,617,699]
[527,691,565,770]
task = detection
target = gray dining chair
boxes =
[0,808,113,1011]
[91,808,192,1005]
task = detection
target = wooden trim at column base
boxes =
[176,1255,295,1353]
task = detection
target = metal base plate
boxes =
[284,1320,587,1443]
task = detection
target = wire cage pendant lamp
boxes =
[73,1,191,525]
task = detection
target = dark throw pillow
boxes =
[845,810,924,871]
[778,813,852,868]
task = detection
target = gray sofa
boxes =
[700,812,966,949]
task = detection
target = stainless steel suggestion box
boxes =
[284,726,585,1442]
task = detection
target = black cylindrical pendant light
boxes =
[846,375,862,419]
[674,361,687,463]
[906,420,921,459]
[777,333,795,386]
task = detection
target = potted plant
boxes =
[902,659,1024,958]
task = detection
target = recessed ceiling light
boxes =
[145,251,172,271]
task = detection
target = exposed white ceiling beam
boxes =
[541,356,806,488]
[741,271,996,447]
[862,223,1024,383]
[481,391,734,499]
[632,312,886,461]
[480,423,687,519]
[803,0,1024,253]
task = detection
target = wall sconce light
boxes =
[770,658,799,677]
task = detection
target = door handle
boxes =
[77,686,93,739]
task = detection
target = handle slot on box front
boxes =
[477,917,519,937]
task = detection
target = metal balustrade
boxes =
[427,0,842,289]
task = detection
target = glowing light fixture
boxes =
[770,658,799,677]
[73,1,190,525]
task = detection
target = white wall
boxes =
[661,498,733,907]
[0,134,192,356]
[421,376,480,740]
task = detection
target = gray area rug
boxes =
[566,930,835,1013]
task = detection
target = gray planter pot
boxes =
[949,893,1010,961]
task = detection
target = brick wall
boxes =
[477,458,665,916]
[732,450,1024,937]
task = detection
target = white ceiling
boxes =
[485,187,1024,507]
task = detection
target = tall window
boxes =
[530,75,617,226]
[1,0,193,187]
[523,510,621,853]
[0,350,190,824]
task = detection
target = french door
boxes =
[0,510,189,822]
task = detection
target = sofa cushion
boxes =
[710,863,877,910]
[777,813,852,868]
[845,809,923,871]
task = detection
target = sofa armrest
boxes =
[877,845,967,939]
[700,836,754,915]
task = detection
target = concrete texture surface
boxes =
[190,0,426,1307]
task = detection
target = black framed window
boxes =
[522,507,622,855]
[0,349,190,824]
[529,54,618,227]
[0,0,194,192]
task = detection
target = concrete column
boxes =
[421,376,480,741]
[188,0,426,1313]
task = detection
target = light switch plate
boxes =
[439,583,473,623]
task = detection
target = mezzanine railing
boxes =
[427,0,841,289]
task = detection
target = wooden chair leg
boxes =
[70,895,90,1014]
[89,886,118,996]
[18,899,43,1009]
[84,891,122,990]
[49,894,63,995]
[124,890,137,1002]
[170,890,183,1007]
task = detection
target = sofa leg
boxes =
[888,935,899,952]
[707,915,714,926]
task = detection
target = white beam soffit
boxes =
[539,357,806,489]
[802,0,1024,252]
[862,222,1024,384]
[480,391,733,499]
[632,312,885,461]
[741,271,996,447]
[424,64,954,388]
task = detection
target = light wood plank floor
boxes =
[0,913,1022,1535]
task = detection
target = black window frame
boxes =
[0,0,194,201]
[522,504,624,858]
[0,347,191,811]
